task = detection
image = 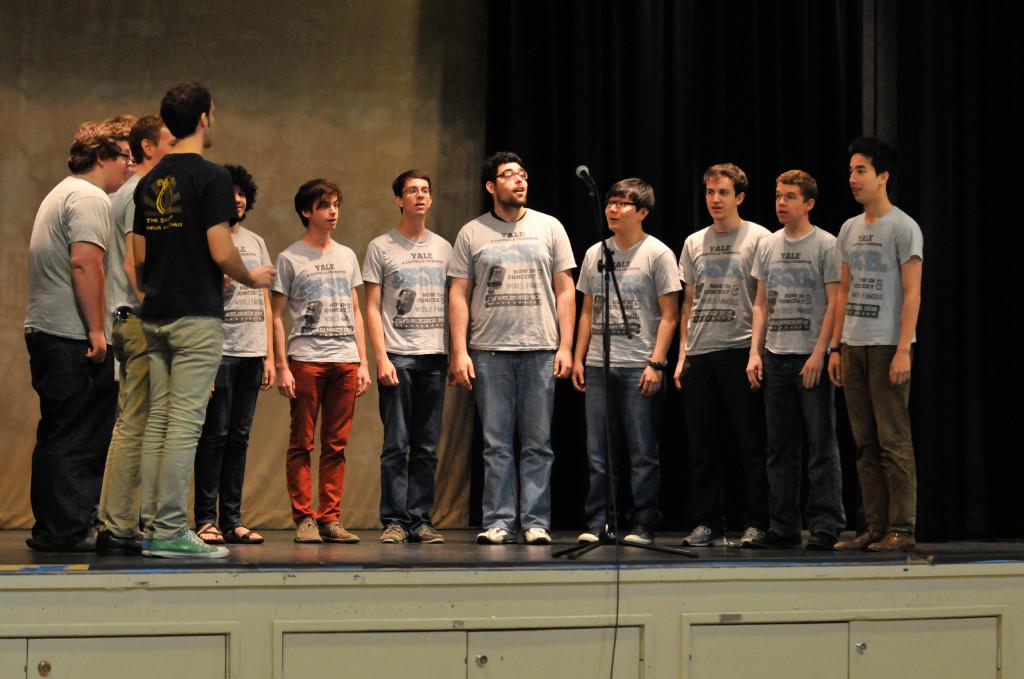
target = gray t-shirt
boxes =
[25,176,111,340]
[836,206,924,346]
[362,228,452,356]
[449,208,576,351]
[751,227,840,355]
[106,174,140,314]
[679,220,770,355]
[577,235,681,368]
[223,226,272,357]
[272,239,363,363]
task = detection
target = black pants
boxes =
[26,331,117,546]
[681,348,768,532]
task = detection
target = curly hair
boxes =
[226,164,258,215]
[67,118,127,174]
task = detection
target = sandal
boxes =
[224,526,264,545]
[196,523,225,544]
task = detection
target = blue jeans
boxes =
[193,355,263,530]
[25,331,117,547]
[763,351,846,538]
[378,353,446,530]
[583,366,662,532]
[471,350,556,531]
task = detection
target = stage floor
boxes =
[4,529,1023,573]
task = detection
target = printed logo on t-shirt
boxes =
[390,264,446,329]
[142,176,183,231]
[479,242,544,308]
[293,267,355,338]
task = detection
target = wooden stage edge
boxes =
[1,530,1022,679]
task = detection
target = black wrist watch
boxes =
[829,345,842,354]
[647,359,668,371]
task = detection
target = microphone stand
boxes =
[554,168,695,560]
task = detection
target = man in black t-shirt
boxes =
[132,81,275,559]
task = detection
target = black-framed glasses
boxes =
[606,200,635,210]
[403,187,432,196]
[497,169,528,181]
[116,151,132,163]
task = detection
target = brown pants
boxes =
[842,345,916,535]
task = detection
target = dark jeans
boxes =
[763,351,845,539]
[583,366,662,532]
[25,331,117,546]
[378,353,446,530]
[681,348,768,532]
[193,355,263,530]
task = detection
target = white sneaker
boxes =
[523,527,552,545]
[477,526,515,544]
[577,531,600,544]
[739,526,766,547]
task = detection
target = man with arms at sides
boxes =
[572,178,679,546]
[273,179,371,545]
[133,81,275,559]
[25,118,132,552]
[448,151,576,545]
[363,169,452,545]
[193,164,274,546]
[673,163,770,548]
[828,138,923,552]
[97,115,175,555]
[746,170,845,551]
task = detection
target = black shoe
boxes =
[96,530,143,555]
[806,532,838,551]
[745,530,801,549]
[26,534,97,553]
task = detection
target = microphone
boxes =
[575,165,594,182]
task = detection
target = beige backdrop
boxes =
[0,0,486,530]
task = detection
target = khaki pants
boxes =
[841,344,916,535]
[98,314,149,537]
[140,316,223,540]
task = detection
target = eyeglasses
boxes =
[115,151,133,164]
[403,187,432,196]
[497,169,528,182]
[606,200,636,210]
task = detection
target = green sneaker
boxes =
[143,529,229,559]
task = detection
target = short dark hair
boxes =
[129,115,165,164]
[392,169,432,197]
[226,164,257,217]
[481,151,525,189]
[67,119,125,174]
[703,163,749,196]
[775,169,818,201]
[294,178,342,227]
[848,136,898,178]
[606,177,655,214]
[160,81,212,140]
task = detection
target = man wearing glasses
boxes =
[363,169,452,545]
[24,118,133,552]
[449,152,576,545]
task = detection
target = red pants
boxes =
[286,360,358,524]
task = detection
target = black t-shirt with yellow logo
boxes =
[133,153,235,321]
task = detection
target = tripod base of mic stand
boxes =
[553,530,698,560]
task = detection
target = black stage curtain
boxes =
[475,0,1021,539]
[888,1,1023,540]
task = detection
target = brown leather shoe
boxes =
[867,531,916,552]
[319,521,360,543]
[834,531,884,551]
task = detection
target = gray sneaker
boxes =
[682,525,727,547]
[294,516,323,543]
[380,523,408,544]
[739,526,766,547]
[411,524,445,544]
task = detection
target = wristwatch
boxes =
[647,359,668,371]
[829,345,842,354]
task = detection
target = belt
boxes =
[113,306,137,321]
